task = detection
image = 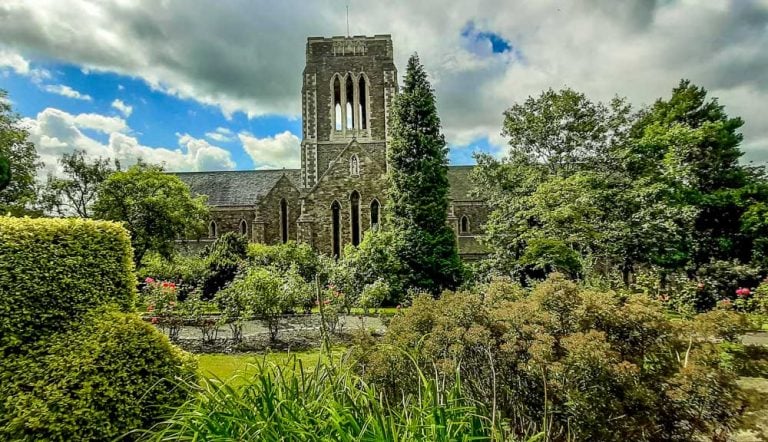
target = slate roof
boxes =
[447,165,478,201]
[175,165,478,206]
[175,169,301,206]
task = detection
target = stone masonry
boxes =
[177,35,489,260]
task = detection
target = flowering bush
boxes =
[143,278,184,341]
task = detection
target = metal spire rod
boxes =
[346,4,350,37]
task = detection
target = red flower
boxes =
[736,287,751,297]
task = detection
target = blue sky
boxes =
[1,0,766,178]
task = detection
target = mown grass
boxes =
[197,349,341,383]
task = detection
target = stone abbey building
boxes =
[177,35,488,259]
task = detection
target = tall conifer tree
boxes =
[387,54,462,294]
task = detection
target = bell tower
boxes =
[300,35,398,189]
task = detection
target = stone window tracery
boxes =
[331,200,341,258]
[280,199,289,243]
[350,191,360,246]
[460,216,470,234]
[209,220,218,238]
[239,219,247,235]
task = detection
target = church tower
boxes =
[300,35,398,189]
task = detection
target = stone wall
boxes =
[300,140,388,257]
[256,175,302,244]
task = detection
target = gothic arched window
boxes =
[460,216,470,234]
[358,75,368,130]
[345,75,354,129]
[209,220,218,238]
[331,200,341,258]
[350,191,361,246]
[370,199,380,229]
[333,75,342,131]
[239,219,248,236]
[350,155,360,176]
[280,199,289,243]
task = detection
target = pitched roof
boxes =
[175,165,479,207]
[447,165,478,201]
[175,169,301,206]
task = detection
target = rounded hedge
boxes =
[0,309,197,441]
[0,217,136,350]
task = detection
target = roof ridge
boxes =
[174,169,301,175]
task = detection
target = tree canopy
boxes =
[93,162,209,265]
[0,90,39,215]
[40,150,115,217]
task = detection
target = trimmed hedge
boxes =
[0,309,197,441]
[0,217,136,350]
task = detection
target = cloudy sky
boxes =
[1,0,766,177]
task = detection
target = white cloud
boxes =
[0,48,29,74]
[239,130,300,169]
[22,107,236,178]
[111,98,133,117]
[1,0,767,160]
[205,126,235,142]
[43,84,92,101]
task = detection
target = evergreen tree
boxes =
[387,54,462,294]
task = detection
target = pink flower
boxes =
[736,287,751,298]
[145,277,155,284]
[150,317,159,324]
[396,304,402,310]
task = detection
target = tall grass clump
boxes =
[137,352,529,441]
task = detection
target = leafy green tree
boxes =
[387,54,462,294]
[630,79,766,267]
[93,162,209,265]
[40,150,115,217]
[0,90,39,215]
[476,87,694,283]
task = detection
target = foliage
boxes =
[631,80,766,267]
[387,54,462,295]
[40,150,115,217]
[338,228,406,305]
[358,279,389,315]
[216,267,291,342]
[93,162,209,265]
[139,252,210,300]
[0,309,196,441]
[0,89,39,216]
[355,274,745,441]
[201,232,249,298]
[695,259,762,311]
[247,240,320,281]
[518,238,582,279]
[138,354,520,441]
[0,217,135,351]
[143,278,184,341]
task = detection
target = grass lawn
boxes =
[198,348,345,383]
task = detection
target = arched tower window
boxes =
[333,75,342,131]
[358,75,367,130]
[331,200,341,258]
[350,155,359,176]
[345,75,354,129]
[239,219,248,236]
[370,199,380,229]
[460,216,470,234]
[280,199,289,243]
[209,220,218,238]
[350,191,361,246]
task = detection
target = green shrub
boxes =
[355,274,744,441]
[519,238,583,279]
[0,309,197,441]
[696,260,762,311]
[138,252,209,300]
[0,217,136,350]
[201,232,249,298]
[247,240,319,281]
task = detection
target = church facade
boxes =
[177,35,489,259]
